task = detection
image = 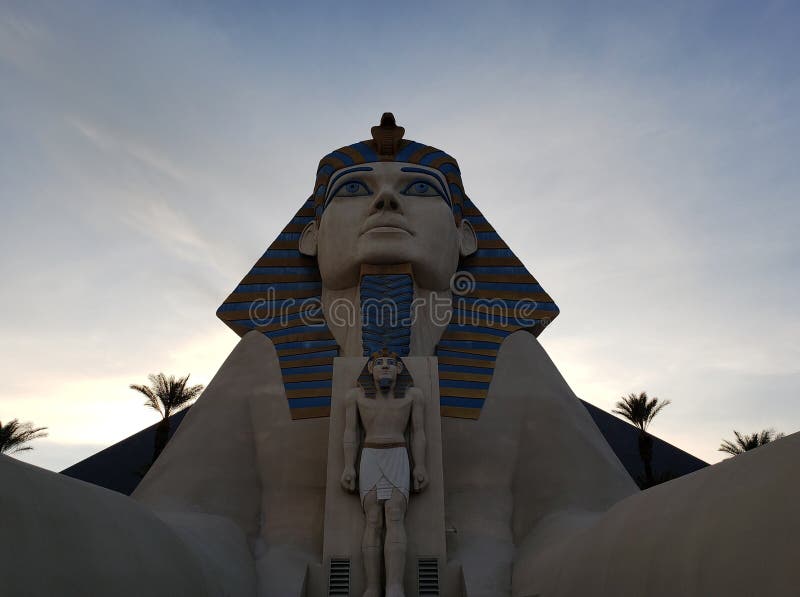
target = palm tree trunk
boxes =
[638,432,654,488]
[152,418,170,464]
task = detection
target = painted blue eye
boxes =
[402,180,441,197]
[334,180,371,197]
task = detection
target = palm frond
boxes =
[129,383,163,416]
[613,391,670,432]
[719,428,783,456]
[130,372,204,420]
[718,438,743,455]
[645,397,672,426]
[0,419,49,454]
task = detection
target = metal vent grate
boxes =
[328,558,350,596]
[418,557,440,596]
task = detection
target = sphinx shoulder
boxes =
[407,386,424,403]
[345,385,363,404]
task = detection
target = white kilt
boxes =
[359,447,410,505]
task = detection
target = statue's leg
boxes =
[384,489,407,597]
[362,490,383,597]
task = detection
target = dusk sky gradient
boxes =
[1,1,798,471]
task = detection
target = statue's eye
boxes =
[402,180,441,197]
[334,180,371,197]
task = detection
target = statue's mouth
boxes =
[360,217,413,237]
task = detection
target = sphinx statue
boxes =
[1,114,798,597]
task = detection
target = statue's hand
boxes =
[340,467,356,492]
[413,466,429,492]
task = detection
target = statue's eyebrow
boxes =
[400,167,451,206]
[323,166,374,207]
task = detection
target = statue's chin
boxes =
[317,238,459,291]
[357,239,456,286]
[357,236,417,265]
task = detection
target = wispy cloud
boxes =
[68,117,194,187]
[0,10,49,72]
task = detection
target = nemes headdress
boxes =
[311,113,465,224]
[369,347,400,363]
[217,114,559,420]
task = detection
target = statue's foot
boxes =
[385,583,405,597]
[362,587,381,597]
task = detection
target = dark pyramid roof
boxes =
[61,411,188,495]
[581,401,707,483]
[61,402,706,496]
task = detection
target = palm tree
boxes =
[0,419,48,454]
[613,391,671,488]
[718,429,785,456]
[130,373,204,464]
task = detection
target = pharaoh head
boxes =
[367,348,403,393]
[217,114,560,420]
[298,114,478,291]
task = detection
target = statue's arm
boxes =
[340,387,360,492]
[410,387,429,492]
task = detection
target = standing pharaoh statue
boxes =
[341,350,427,597]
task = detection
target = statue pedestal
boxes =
[311,356,457,596]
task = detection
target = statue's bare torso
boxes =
[356,392,414,445]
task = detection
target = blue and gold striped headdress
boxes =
[217,113,560,420]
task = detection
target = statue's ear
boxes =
[299,221,318,257]
[458,218,478,257]
[367,360,374,374]
[396,359,405,375]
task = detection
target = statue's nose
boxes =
[369,189,403,215]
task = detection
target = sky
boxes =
[1,0,798,471]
